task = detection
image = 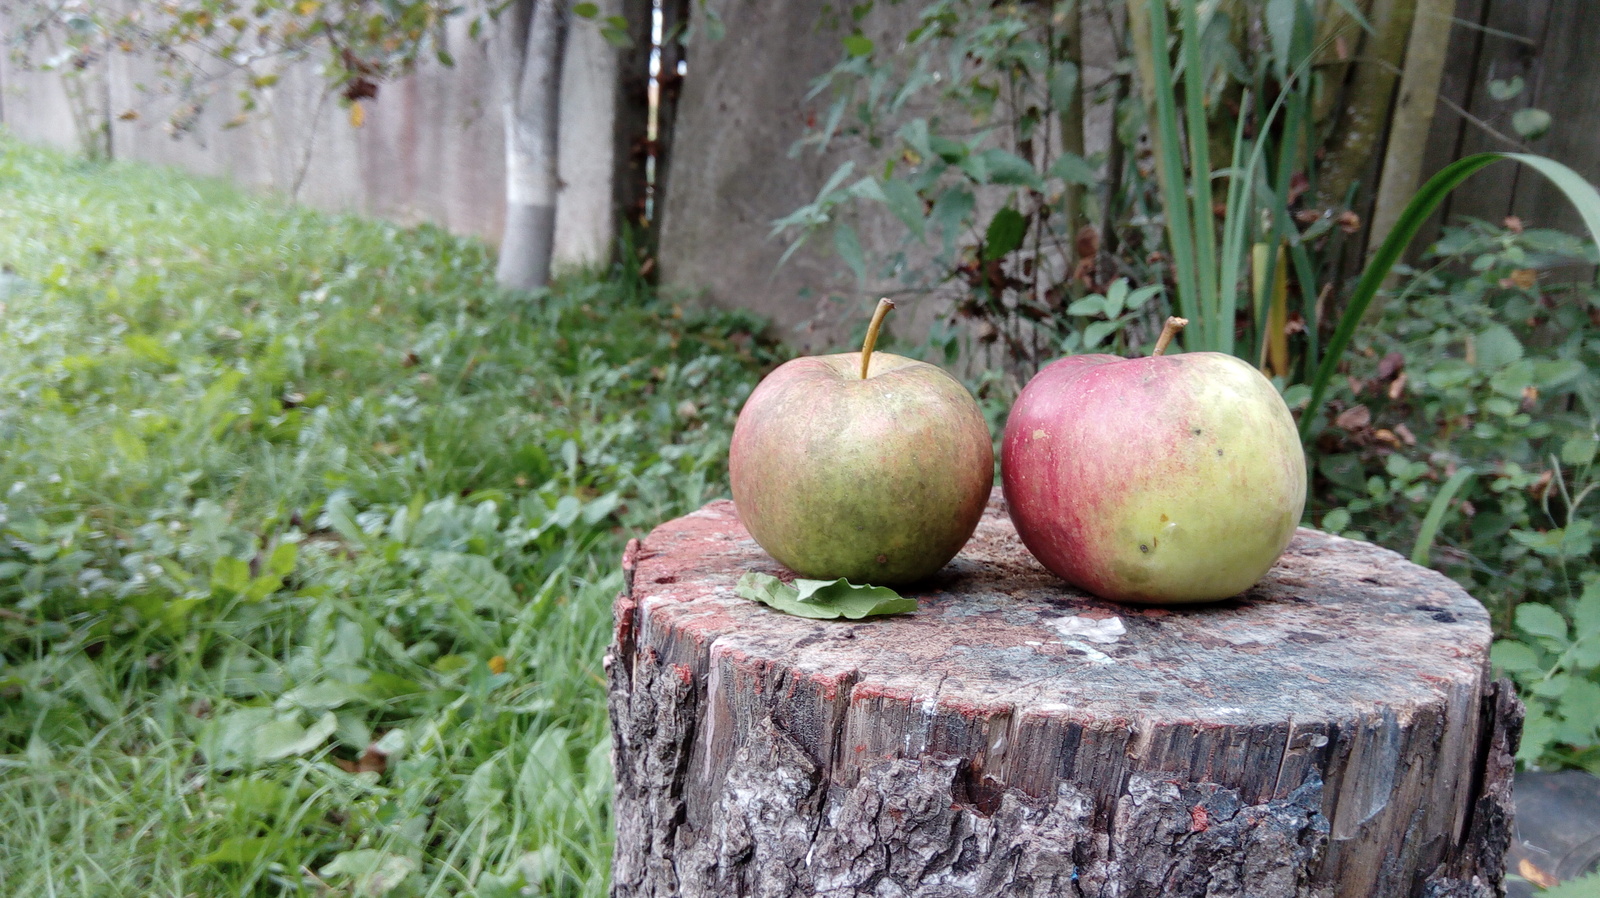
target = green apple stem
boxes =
[860,298,896,379]
[1152,316,1188,357]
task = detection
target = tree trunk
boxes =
[494,0,569,291]
[1057,0,1087,239]
[608,490,1521,898]
[1362,0,1455,323]
[610,0,653,264]
[1316,0,1418,211]
[647,0,690,265]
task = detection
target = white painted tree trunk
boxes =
[494,0,569,291]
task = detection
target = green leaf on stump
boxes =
[1540,871,1600,898]
[735,572,915,620]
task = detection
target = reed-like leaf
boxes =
[1412,467,1476,566]
[1142,0,1201,341]
[1178,0,1220,352]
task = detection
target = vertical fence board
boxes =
[1433,0,1550,229]
[1416,0,1486,247]
[1509,1,1600,237]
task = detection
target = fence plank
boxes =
[1416,0,1487,248]
[1510,2,1600,237]
[1435,0,1551,229]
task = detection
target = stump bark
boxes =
[606,490,1522,898]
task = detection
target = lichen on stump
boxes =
[605,489,1521,898]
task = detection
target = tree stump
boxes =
[606,490,1522,898]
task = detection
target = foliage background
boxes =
[782,0,1600,781]
[0,137,771,895]
[5,0,1600,894]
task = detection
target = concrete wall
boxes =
[656,0,1122,356]
[0,3,619,270]
[0,12,109,155]
[17,2,1591,352]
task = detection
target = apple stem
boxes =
[860,298,895,379]
[1152,316,1188,357]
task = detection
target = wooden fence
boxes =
[1420,0,1600,239]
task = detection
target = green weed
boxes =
[0,134,772,896]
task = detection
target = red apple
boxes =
[1001,317,1306,603]
[729,300,993,584]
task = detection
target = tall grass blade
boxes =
[1412,467,1476,566]
[1216,98,1257,359]
[1255,243,1291,375]
[1178,0,1221,352]
[1142,0,1202,342]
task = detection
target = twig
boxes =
[1434,92,1531,153]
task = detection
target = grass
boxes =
[0,134,773,896]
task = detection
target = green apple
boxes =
[729,300,993,584]
[1001,317,1306,603]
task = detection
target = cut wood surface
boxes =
[607,489,1521,897]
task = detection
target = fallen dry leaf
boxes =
[1501,269,1538,290]
[1335,405,1372,431]
[335,742,389,775]
[1517,857,1557,889]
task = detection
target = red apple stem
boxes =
[860,298,895,379]
[1152,316,1188,357]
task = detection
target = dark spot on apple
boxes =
[876,554,888,565]
[1192,428,1203,436]
[1139,544,1149,554]
[1216,448,1224,457]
